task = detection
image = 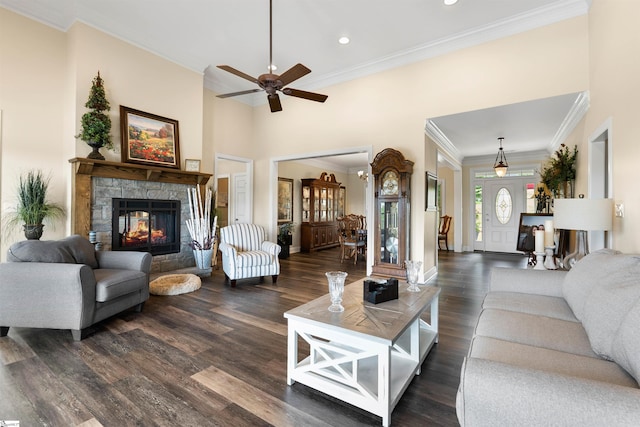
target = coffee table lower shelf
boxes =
[287,314,438,426]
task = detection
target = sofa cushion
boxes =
[235,250,274,268]
[612,298,640,384]
[474,309,597,358]
[94,269,147,302]
[469,336,637,387]
[581,255,640,359]
[483,292,578,322]
[562,249,621,321]
[7,234,98,268]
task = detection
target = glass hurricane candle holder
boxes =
[326,271,348,312]
[404,260,422,292]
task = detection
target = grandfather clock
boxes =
[371,148,414,278]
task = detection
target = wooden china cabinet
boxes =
[371,148,414,278]
[300,172,342,252]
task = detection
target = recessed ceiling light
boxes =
[338,36,350,45]
[268,64,277,71]
[444,0,458,5]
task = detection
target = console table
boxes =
[284,280,440,426]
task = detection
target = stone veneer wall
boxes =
[91,177,196,273]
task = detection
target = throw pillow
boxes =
[7,234,99,268]
[581,254,640,359]
[562,249,621,321]
[611,297,640,384]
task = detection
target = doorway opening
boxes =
[214,153,253,227]
[471,167,538,253]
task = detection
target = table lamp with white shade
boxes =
[553,198,613,269]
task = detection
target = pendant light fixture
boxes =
[493,137,509,177]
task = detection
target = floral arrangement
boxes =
[186,185,217,250]
[539,143,578,194]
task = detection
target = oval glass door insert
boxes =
[495,187,512,224]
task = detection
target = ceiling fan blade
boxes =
[282,88,328,103]
[216,88,263,99]
[268,94,282,112]
[278,63,311,87]
[217,65,259,84]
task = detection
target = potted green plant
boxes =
[278,222,295,259]
[3,170,65,240]
[539,144,578,197]
[76,71,112,160]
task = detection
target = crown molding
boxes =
[425,120,463,167]
[547,91,590,153]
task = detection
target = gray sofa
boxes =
[457,250,640,426]
[0,235,152,341]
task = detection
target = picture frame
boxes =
[517,213,553,253]
[120,106,180,169]
[184,159,200,172]
[425,172,438,211]
[278,177,294,223]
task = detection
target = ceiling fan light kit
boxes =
[216,0,328,112]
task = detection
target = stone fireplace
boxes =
[70,158,212,272]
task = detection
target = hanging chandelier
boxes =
[493,137,509,177]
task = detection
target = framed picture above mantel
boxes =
[120,106,180,169]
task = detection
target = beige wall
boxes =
[1,9,68,256]
[584,0,640,253]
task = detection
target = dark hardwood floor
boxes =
[0,249,527,426]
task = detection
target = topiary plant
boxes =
[77,71,112,159]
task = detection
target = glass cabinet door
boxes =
[379,201,400,264]
[302,186,310,222]
[327,187,334,221]
[320,188,327,221]
[314,187,320,222]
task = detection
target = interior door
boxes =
[232,172,250,224]
[483,179,522,253]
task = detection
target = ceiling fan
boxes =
[216,0,328,113]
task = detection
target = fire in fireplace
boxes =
[112,199,180,255]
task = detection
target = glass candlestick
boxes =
[326,271,348,312]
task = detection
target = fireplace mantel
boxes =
[69,157,211,185]
[69,157,212,238]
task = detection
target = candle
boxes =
[535,230,544,253]
[544,220,554,247]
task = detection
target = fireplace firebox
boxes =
[112,199,180,255]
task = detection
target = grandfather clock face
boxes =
[381,171,399,196]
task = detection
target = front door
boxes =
[483,179,522,253]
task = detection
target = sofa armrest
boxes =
[0,262,97,329]
[96,251,152,273]
[489,267,566,297]
[458,357,640,426]
[219,242,237,258]
[261,240,281,256]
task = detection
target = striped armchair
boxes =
[219,223,281,287]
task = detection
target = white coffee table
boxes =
[284,279,440,427]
